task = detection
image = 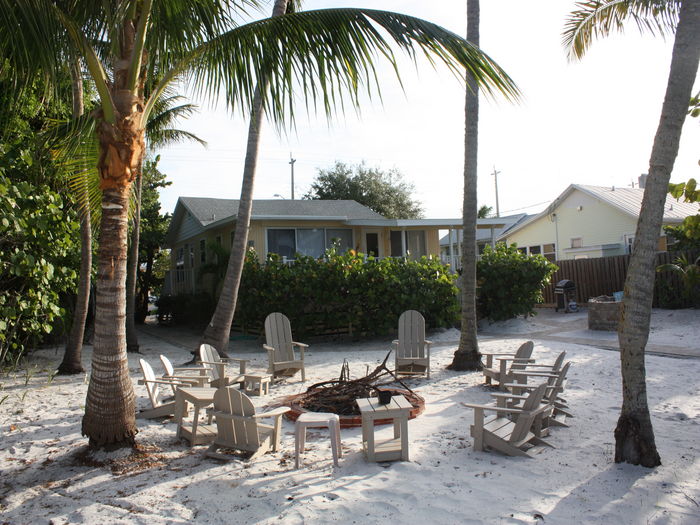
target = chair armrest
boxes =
[491,392,528,401]
[292,342,308,348]
[263,344,275,352]
[161,374,206,384]
[424,340,433,346]
[253,407,292,419]
[171,366,208,373]
[481,351,516,357]
[461,402,523,414]
[138,378,190,386]
[511,370,557,378]
[496,357,535,363]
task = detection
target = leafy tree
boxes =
[564,0,700,467]
[477,204,493,218]
[656,254,700,307]
[2,0,516,448]
[304,161,424,219]
[449,0,483,371]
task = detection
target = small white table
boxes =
[356,395,412,462]
[175,387,218,446]
[243,373,272,396]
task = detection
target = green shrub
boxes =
[163,249,459,337]
[477,243,558,321]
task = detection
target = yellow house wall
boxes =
[505,190,641,260]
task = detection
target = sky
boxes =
[156,0,700,220]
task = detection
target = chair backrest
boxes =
[160,354,175,377]
[264,313,295,363]
[213,387,261,450]
[544,362,571,403]
[139,358,162,408]
[509,341,535,372]
[509,383,547,443]
[199,343,222,381]
[396,310,427,359]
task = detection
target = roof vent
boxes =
[211,213,216,221]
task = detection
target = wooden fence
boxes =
[541,250,696,307]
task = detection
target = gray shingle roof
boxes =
[178,197,385,225]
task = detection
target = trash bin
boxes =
[554,279,576,313]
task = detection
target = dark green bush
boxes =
[162,249,459,337]
[156,292,215,326]
[477,243,558,321]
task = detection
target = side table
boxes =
[175,387,218,446]
[243,373,272,396]
[356,395,412,462]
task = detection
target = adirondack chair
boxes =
[481,341,535,389]
[263,313,307,382]
[159,354,209,395]
[499,362,573,435]
[205,386,291,460]
[509,351,566,387]
[393,310,432,378]
[199,344,248,388]
[137,358,189,419]
[462,382,552,458]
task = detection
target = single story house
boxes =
[498,181,699,261]
[164,197,508,294]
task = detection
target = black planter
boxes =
[377,389,393,405]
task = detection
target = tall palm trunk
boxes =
[615,0,700,467]
[59,58,89,375]
[201,0,289,355]
[448,0,481,371]
[82,20,145,446]
[126,169,142,353]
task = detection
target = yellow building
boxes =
[499,183,699,261]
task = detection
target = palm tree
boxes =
[448,0,482,371]
[564,0,700,467]
[2,0,517,448]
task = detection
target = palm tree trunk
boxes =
[82,184,138,446]
[200,0,289,355]
[615,0,700,468]
[449,0,481,371]
[58,58,89,375]
[126,168,142,353]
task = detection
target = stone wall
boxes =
[588,297,621,331]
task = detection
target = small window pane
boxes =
[297,228,325,258]
[326,229,353,252]
[406,230,426,259]
[267,229,296,258]
[571,238,582,249]
[529,245,541,255]
[390,231,403,256]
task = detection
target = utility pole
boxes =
[491,166,501,217]
[289,152,296,200]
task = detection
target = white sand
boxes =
[1,309,700,524]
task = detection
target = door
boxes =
[365,232,380,257]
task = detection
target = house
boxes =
[439,213,529,265]
[164,197,509,295]
[498,181,699,261]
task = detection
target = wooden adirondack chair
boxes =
[137,358,189,419]
[509,351,566,387]
[199,344,248,388]
[205,386,291,460]
[463,383,553,458]
[263,313,307,382]
[393,310,432,378]
[499,362,573,435]
[159,354,209,395]
[481,341,535,389]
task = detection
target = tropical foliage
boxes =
[304,161,424,219]
[476,243,558,322]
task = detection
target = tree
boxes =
[564,0,700,467]
[477,204,493,218]
[304,161,424,219]
[2,1,516,448]
[448,0,482,371]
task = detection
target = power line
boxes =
[499,200,552,214]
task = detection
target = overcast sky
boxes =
[157,0,700,219]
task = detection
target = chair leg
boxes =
[329,421,340,466]
[294,424,303,469]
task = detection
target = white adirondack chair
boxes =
[463,382,553,458]
[199,344,248,388]
[263,313,307,382]
[393,310,432,378]
[137,358,189,419]
[481,341,534,389]
[205,386,291,460]
[159,354,209,395]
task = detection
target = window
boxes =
[266,228,353,259]
[199,239,206,263]
[406,230,426,259]
[528,245,541,255]
[176,247,185,281]
[517,247,527,254]
[267,229,296,258]
[624,234,635,254]
[390,231,403,256]
[215,236,221,246]
[543,243,556,263]
[571,237,582,249]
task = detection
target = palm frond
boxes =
[563,0,681,60]
[149,8,519,125]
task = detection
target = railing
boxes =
[163,269,196,296]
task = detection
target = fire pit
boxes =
[280,353,426,428]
